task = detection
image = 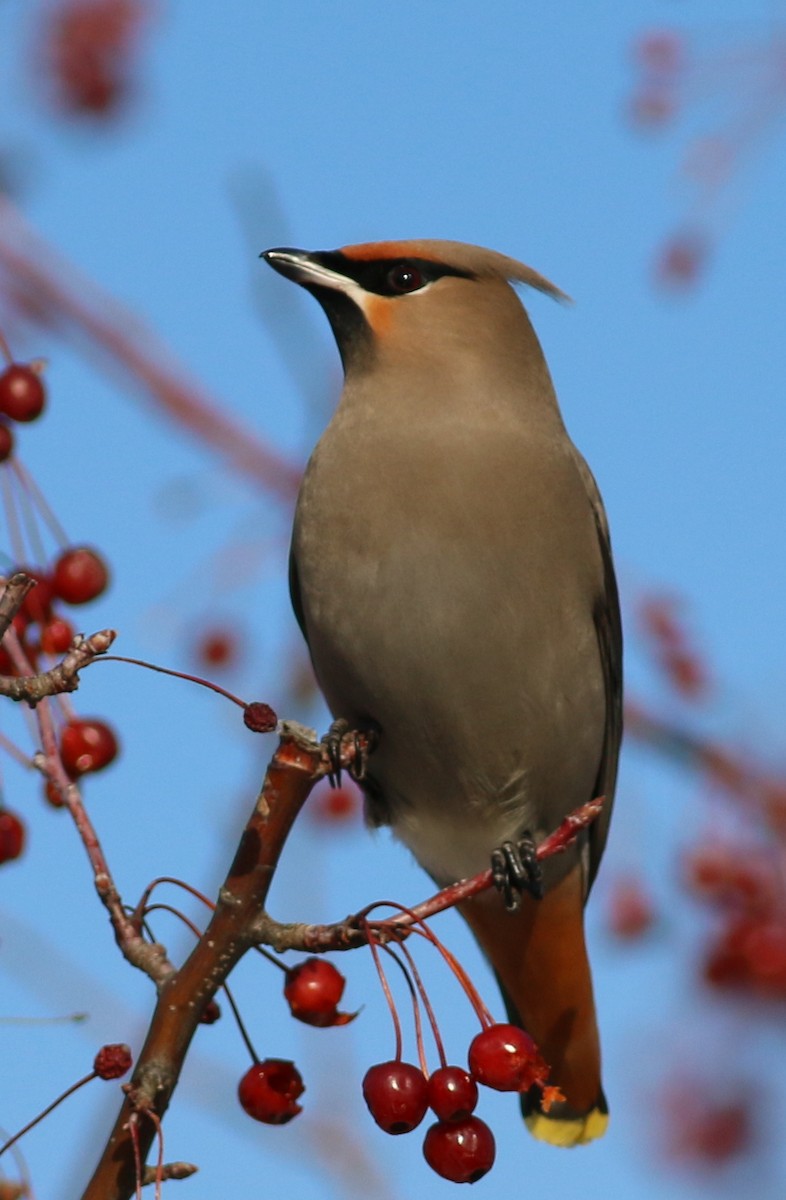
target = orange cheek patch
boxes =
[364,294,396,338]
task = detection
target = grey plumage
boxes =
[265,238,622,1143]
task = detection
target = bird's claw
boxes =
[321,719,377,787]
[491,833,544,912]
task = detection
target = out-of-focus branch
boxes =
[0,197,302,502]
[625,699,786,836]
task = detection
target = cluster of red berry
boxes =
[684,844,786,999]
[233,953,554,1184]
[236,957,349,1127]
[0,545,110,675]
[0,363,47,461]
[0,542,118,861]
[362,1024,553,1184]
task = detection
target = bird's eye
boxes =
[387,263,425,294]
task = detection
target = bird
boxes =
[263,239,622,1147]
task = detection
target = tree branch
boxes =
[80,721,334,1200]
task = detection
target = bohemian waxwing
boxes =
[263,239,622,1147]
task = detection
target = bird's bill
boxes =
[263,247,348,293]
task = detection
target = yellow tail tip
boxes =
[525,1105,609,1147]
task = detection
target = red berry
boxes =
[0,809,25,863]
[51,546,109,605]
[427,1066,478,1122]
[199,999,221,1024]
[238,1060,304,1125]
[284,957,345,1026]
[93,1043,132,1079]
[423,1116,496,1183]
[0,364,46,422]
[468,1024,542,1092]
[40,616,75,655]
[18,568,54,626]
[309,782,361,824]
[362,1061,428,1135]
[0,421,14,461]
[196,627,238,669]
[44,779,66,808]
[60,717,119,775]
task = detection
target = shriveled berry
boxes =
[362,1061,428,1134]
[40,616,75,655]
[60,717,119,775]
[0,809,25,863]
[284,957,345,1026]
[427,1066,478,1122]
[423,1116,496,1183]
[93,1043,132,1079]
[238,1060,304,1125]
[0,364,46,422]
[0,421,14,461]
[243,701,278,733]
[51,546,109,605]
[468,1023,543,1091]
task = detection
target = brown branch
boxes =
[33,697,175,988]
[80,721,336,1200]
[141,1162,197,1185]
[252,797,606,954]
[0,572,34,640]
[0,629,117,703]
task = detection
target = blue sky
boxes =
[1,3,785,1198]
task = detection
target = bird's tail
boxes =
[459,863,608,1148]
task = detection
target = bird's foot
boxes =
[321,719,378,787]
[491,833,544,912]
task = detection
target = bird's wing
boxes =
[573,452,623,893]
[288,547,308,639]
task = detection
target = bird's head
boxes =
[262,239,568,380]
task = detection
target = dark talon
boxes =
[491,833,544,912]
[321,719,378,786]
[348,725,379,782]
[321,718,349,788]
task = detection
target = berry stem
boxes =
[136,875,287,971]
[0,326,13,366]
[381,943,429,1077]
[364,920,403,1062]
[9,458,70,547]
[0,467,26,566]
[92,654,251,711]
[363,901,494,1028]
[0,1072,96,1158]
[392,934,448,1069]
[128,1114,143,1200]
[0,726,36,768]
[11,460,48,566]
[145,1109,165,1200]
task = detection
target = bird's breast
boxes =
[293,413,606,883]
